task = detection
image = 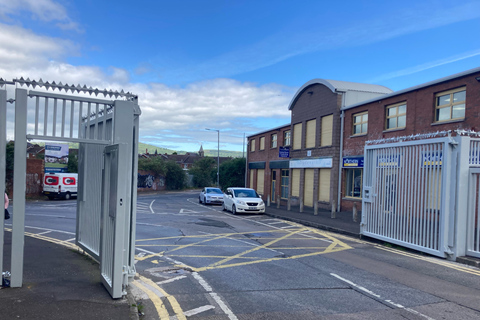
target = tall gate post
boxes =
[0,89,7,277]
[112,100,136,286]
[452,136,470,259]
[11,88,28,287]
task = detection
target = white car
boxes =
[222,187,265,215]
[199,187,224,205]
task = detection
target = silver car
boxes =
[222,187,265,215]
[199,187,224,205]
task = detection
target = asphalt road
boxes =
[17,191,480,320]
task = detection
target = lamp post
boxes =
[206,128,220,187]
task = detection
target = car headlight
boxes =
[236,200,246,205]
[259,200,264,206]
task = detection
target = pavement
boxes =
[265,203,361,237]
[2,199,479,320]
[0,230,138,320]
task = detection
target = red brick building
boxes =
[247,79,392,212]
[247,124,291,206]
[340,67,480,210]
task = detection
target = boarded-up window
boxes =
[305,119,316,149]
[281,169,289,199]
[304,169,314,207]
[250,170,254,189]
[321,115,333,146]
[426,168,442,210]
[292,169,300,197]
[293,123,302,150]
[250,139,255,152]
[257,169,264,194]
[260,137,265,150]
[318,169,331,202]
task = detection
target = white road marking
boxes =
[136,247,238,320]
[149,199,155,213]
[192,272,238,320]
[156,275,187,285]
[268,221,287,225]
[330,273,436,320]
[187,198,334,244]
[192,272,213,292]
[210,293,238,320]
[26,214,67,218]
[24,226,75,235]
[183,305,215,317]
[179,209,199,214]
[36,231,52,235]
[65,238,76,242]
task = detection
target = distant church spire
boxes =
[199,144,204,157]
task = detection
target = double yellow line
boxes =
[131,274,186,320]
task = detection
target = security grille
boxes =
[362,138,449,257]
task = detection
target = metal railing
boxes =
[362,139,448,257]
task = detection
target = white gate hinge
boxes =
[444,246,454,256]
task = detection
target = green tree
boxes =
[67,152,78,173]
[165,160,186,190]
[138,156,166,176]
[219,157,246,189]
[189,157,216,187]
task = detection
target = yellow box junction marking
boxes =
[135,226,352,272]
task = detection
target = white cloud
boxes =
[367,49,480,83]
[0,0,81,31]
[0,22,293,151]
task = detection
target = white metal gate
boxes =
[362,138,453,257]
[0,79,140,298]
[467,138,480,258]
[101,144,128,298]
[467,169,480,258]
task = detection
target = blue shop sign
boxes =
[279,146,290,158]
[377,155,401,167]
[343,157,364,168]
[422,151,442,167]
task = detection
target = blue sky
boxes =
[1,0,480,152]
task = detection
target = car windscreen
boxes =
[206,188,222,194]
[234,189,258,198]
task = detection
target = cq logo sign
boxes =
[63,178,76,185]
[45,176,59,185]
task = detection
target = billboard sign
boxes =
[45,144,69,173]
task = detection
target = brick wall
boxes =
[341,70,480,211]
[289,83,341,209]
[343,71,480,156]
[26,159,44,195]
[247,124,290,203]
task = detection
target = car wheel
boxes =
[198,197,202,204]
[64,193,71,200]
[232,204,237,215]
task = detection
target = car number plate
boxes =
[248,206,257,210]
[44,191,50,194]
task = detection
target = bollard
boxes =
[287,198,291,211]
[277,200,280,208]
[300,197,304,213]
[314,201,318,215]
[267,195,270,207]
[353,202,358,222]
[331,200,336,219]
